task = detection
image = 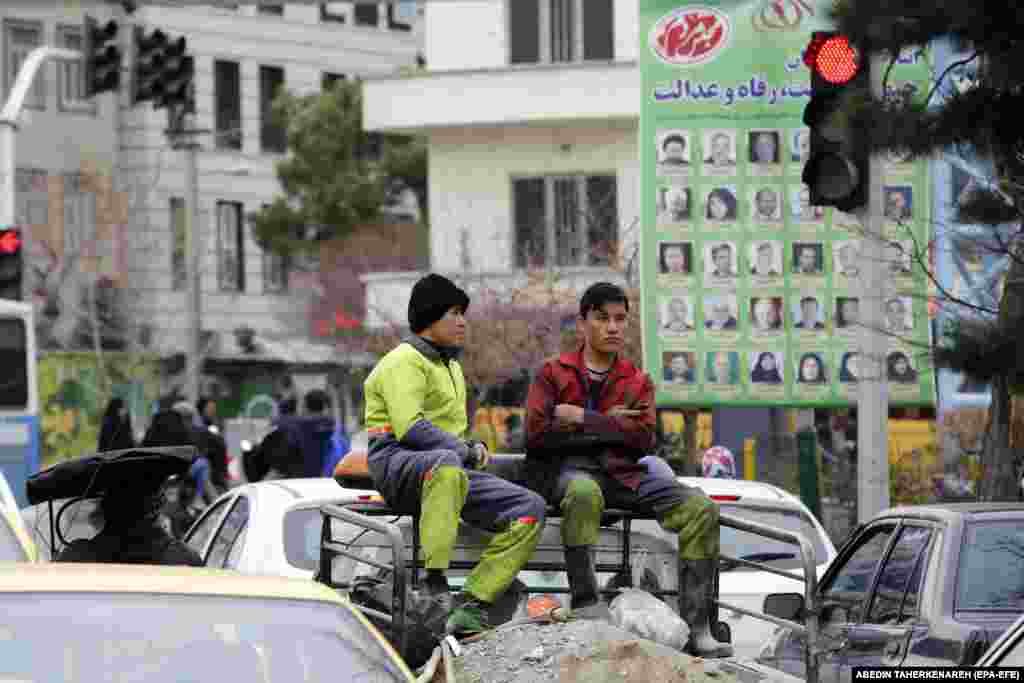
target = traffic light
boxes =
[131,26,167,105]
[83,16,121,97]
[159,37,194,112]
[802,32,869,212]
[0,228,23,302]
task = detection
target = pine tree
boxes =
[832,1,1024,499]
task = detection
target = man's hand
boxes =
[472,442,490,470]
[554,404,585,427]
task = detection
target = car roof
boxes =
[240,478,373,506]
[877,502,1024,523]
[0,562,346,601]
[678,476,796,504]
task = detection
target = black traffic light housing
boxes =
[84,16,121,97]
[131,26,167,105]
[131,28,193,113]
[802,32,869,212]
[0,228,23,302]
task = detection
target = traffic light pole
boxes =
[854,51,891,522]
[0,47,81,262]
[168,112,204,407]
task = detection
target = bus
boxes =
[0,300,38,508]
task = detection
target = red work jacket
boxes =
[525,349,656,489]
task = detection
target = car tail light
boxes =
[357,494,385,503]
[710,494,741,502]
[526,594,563,618]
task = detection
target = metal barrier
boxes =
[318,504,821,683]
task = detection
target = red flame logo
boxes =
[752,0,814,31]
[651,8,731,66]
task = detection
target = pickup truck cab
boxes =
[757,503,1024,682]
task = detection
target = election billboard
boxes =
[640,0,935,407]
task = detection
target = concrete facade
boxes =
[2,1,421,360]
[361,0,640,327]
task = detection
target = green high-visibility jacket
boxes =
[363,339,468,441]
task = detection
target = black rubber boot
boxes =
[565,546,610,620]
[422,570,453,614]
[678,559,733,658]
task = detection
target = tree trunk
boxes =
[979,374,1017,500]
[980,230,1024,500]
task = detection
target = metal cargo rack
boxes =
[317,502,822,683]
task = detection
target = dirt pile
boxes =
[449,619,739,683]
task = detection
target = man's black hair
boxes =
[801,296,818,307]
[711,243,732,257]
[580,282,629,318]
[305,389,330,414]
[662,134,687,152]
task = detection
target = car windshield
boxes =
[0,593,410,682]
[718,504,830,570]
[284,506,400,572]
[957,520,1024,611]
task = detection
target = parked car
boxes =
[183,478,377,578]
[0,561,415,682]
[977,612,1024,667]
[625,476,838,660]
[757,503,1024,682]
[0,472,36,562]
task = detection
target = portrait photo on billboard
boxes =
[705,186,739,223]
[703,129,737,175]
[749,240,782,278]
[657,129,693,176]
[656,185,693,223]
[658,241,693,275]
[752,186,783,222]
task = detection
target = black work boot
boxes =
[678,559,733,658]
[565,546,610,620]
[422,569,453,613]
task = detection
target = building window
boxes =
[215,60,242,150]
[217,201,246,292]
[512,175,618,268]
[320,2,346,23]
[354,3,380,27]
[322,72,347,91]
[62,173,97,259]
[260,65,286,153]
[508,0,613,65]
[4,19,45,109]
[257,3,284,14]
[263,249,289,293]
[387,3,412,31]
[56,25,94,114]
[170,198,186,290]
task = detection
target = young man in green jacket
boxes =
[363,273,546,638]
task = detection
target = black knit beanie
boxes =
[408,273,470,334]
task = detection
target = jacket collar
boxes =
[405,334,462,363]
[557,346,634,382]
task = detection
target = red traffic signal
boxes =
[804,34,860,85]
[0,229,21,254]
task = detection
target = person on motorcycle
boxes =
[363,273,546,638]
[56,429,204,566]
[523,282,732,657]
[172,401,228,498]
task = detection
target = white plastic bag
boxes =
[609,588,691,652]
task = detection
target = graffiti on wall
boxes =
[38,353,161,466]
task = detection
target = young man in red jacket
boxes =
[524,282,732,658]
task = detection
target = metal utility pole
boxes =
[0,47,82,263]
[169,113,203,406]
[854,51,891,522]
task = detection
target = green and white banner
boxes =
[639,0,934,407]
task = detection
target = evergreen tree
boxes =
[833,1,1024,499]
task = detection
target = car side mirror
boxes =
[764,593,805,623]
